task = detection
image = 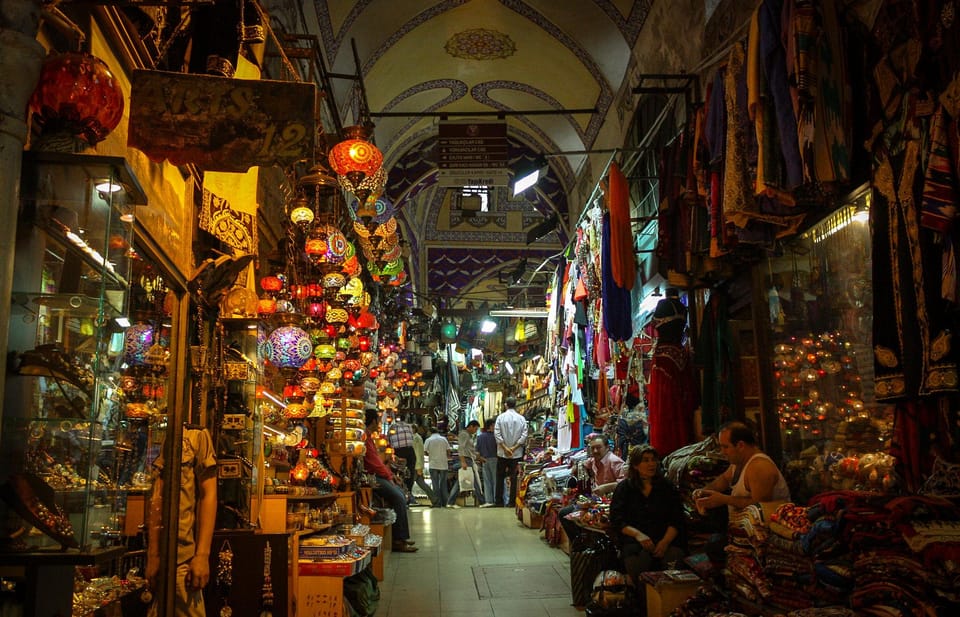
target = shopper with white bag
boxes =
[447,420,483,507]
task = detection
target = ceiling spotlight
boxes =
[95,179,124,194]
[480,319,498,334]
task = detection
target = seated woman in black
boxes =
[609,445,685,586]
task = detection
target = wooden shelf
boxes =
[0,545,125,567]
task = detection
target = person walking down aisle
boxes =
[447,420,484,507]
[609,445,685,589]
[412,425,438,507]
[476,418,499,507]
[363,409,418,552]
[423,427,454,508]
[494,396,528,509]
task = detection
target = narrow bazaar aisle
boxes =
[377,507,582,617]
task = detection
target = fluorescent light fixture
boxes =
[852,205,870,224]
[511,156,549,197]
[95,179,124,194]
[480,319,498,334]
[512,169,541,196]
[505,362,514,375]
[489,308,549,318]
[114,317,131,328]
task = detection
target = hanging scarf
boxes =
[606,162,636,289]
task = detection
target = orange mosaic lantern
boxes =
[328,125,383,194]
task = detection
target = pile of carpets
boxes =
[719,491,960,615]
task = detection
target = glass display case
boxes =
[0,152,156,551]
[1,152,151,557]
[761,186,895,502]
[215,315,264,529]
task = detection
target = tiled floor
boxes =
[377,506,583,616]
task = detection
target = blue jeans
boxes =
[429,468,450,507]
[373,475,411,541]
[481,457,499,505]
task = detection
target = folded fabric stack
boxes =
[807,490,960,615]
[724,504,774,605]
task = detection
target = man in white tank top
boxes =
[695,421,790,513]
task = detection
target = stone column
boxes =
[0,0,44,432]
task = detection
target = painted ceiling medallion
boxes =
[444,28,516,60]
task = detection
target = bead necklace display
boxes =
[260,541,274,617]
[216,539,233,617]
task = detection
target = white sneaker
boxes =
[479,503,495,508]
[448,504,461,509]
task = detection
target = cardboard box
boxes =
[522,507,543,529]
[642,571,701,617]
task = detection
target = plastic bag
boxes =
[457,467,475,492]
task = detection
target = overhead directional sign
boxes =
[437,121,509,187]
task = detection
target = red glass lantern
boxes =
[258,297,277,315]
[328,125,383,187]
[358,335,371,352]
[305,237,328,264]
[260,275,283,293]
[283,384,305,401]
[29,52,124,146]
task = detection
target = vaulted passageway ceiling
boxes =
[266,0,655,307]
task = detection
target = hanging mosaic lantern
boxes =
[123,323,155,366]
[258,297,277,315]
[304,230,329,265]
[260,275,283,294]
[328,125,383,187]
[337,165,386,204]
[29,52,124,147]
[264,326,313,369]
[289,195,315,228]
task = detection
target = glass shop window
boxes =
[764,187,894,502]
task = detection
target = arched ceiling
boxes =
[266,0,653,308]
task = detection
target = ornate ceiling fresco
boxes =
[265,0,654,308]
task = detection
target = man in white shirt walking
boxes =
[494,396,528,509]
[423,427,454,508]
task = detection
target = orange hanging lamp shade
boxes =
[30,52,124,146]
[328,125,383,187]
